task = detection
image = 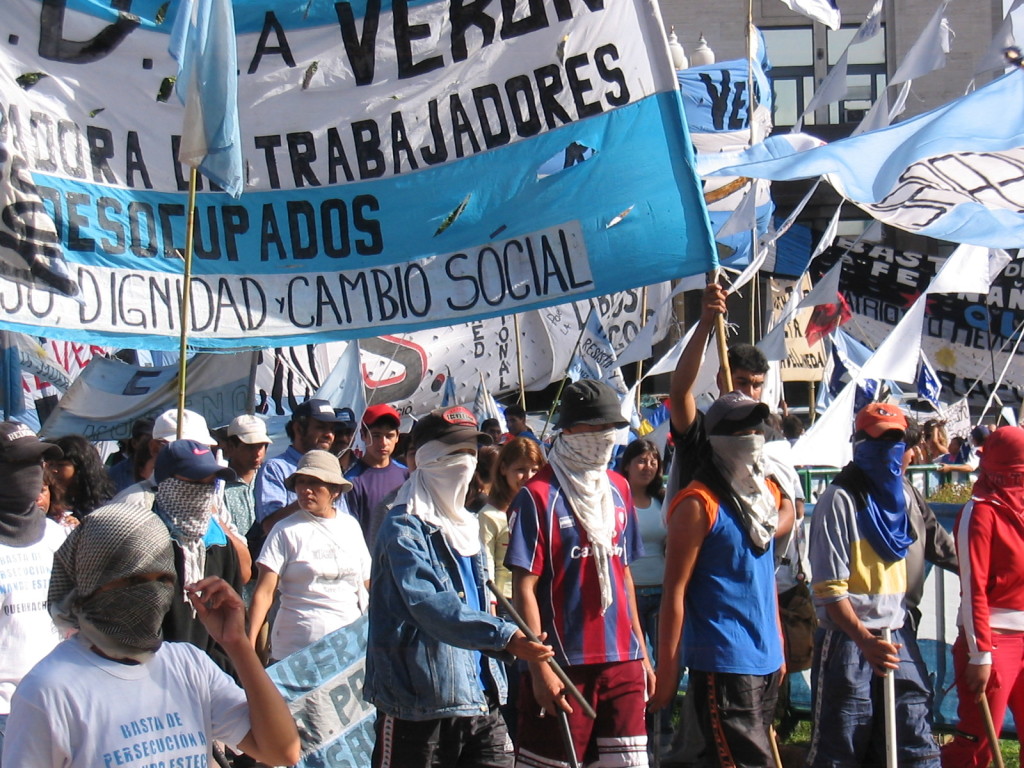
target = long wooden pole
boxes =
[514,314,526,409]
[175,167,199,440]
[979,695,1006,768]
[713,269,733,392]
[486,580,597,720]
[635,287,648,413]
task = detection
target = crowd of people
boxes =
[0,281,1018,768]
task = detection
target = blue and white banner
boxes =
[698,71,1024,248]
[40,350,256,440]
[267,615,375,768]
[0,0,715,349]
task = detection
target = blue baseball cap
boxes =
[155,440,236,483]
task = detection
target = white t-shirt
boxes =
[258,510,371,659]
[0,520,65,714]
[2,635,251,767]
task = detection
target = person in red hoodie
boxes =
[942,426,1024,768]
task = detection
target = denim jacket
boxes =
[363,505,518,721]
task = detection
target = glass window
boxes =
[764,28,814,67]
[763,23,886,129]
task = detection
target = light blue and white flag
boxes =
[0,332,25,420]
[169,0,243,197]
[267,616,375,768]
[441,373,458,408]
[679,58,774,268]
[699,71,1024,248]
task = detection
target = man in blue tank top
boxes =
[650,392,792,767]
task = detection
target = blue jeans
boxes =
[808,627,940,767]
[634,587,662,665]
[0,712,7,766]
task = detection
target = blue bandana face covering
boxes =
[852,439,913,561]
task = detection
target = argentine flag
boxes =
[170,0,243,198]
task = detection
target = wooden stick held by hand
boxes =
[486,579,597,720]
[979,695,1005,768]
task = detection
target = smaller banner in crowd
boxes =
[41,351,256,440]
[267,616,375,768]
[768,278,828,382]
[815,238,1024,406]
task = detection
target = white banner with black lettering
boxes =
[0,0,714,349]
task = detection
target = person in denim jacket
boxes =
[364,406,552,768]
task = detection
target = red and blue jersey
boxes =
[505,466,644,667]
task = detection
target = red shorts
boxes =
[515,659,648,767]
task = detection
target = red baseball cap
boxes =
[361,404,401,429]
[855,402,908,439]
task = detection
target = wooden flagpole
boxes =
[514,314,527,409]
[175,167,199,440]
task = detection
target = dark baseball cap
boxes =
[411,407,492,452]
[294,398,348,423]
[334,407,356,428]
[0,422,62,463]
[555,379,628,430]
[155,440,236,483]
[704,391,770,436]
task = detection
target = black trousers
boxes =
[688,669,781,768]
[371,703,513,768]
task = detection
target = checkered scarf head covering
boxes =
[49,502,176,662]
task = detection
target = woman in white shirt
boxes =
[248,450,370,661]
[615,438,666,656]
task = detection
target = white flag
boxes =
[715,185,758,239]
[314,340,367,418]
[811,203,844,260]
[890,1,952,85]
[472,375,506,432]
[779,0,840,30]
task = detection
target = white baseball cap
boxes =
[227,414,273,445]
[152,408,217,446]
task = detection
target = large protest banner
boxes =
[815,238,1024,406]
[0,0,715,350]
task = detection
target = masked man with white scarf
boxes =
[363,406,553,768]
[2,502,299,768]
[507,380,653,768]
[650,392,791,768]
[152,439,244,675]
